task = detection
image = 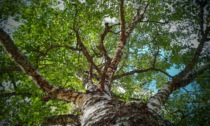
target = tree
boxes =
[0,0,210,125]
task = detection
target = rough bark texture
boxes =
[79,93,174,126]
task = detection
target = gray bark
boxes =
[79,93,174,126]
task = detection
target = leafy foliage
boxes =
[0,0,210,125]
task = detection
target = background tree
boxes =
[0,0,210,125]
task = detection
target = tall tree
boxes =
[0,0,210,125]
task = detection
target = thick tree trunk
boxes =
[79,93,174,126]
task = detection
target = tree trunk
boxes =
[79,92,174,126]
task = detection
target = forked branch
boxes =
[101,1,149,92]
[75,30,101,75]
[100,0,127,93]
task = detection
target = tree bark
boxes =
[79,95,174,126]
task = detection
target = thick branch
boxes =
[0,29,91,106]
[0,28,54,93]
[172,62,210,90]
[147,62,210,112]
[102,0,126,92]
[106,0,126,79]
[43,114,80,126]
[100,2,149,92]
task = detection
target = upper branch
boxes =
[99,23,111,61]
[119,0,126,39]
[98,0,127,93]
[101,1,149,92]
[151,34,160,68]
[125,3,149,38]
[172,2,209,83]
[75,31,101,75]
[38,44,80,57]
[106,0,126,80]
[113,68,172,80]
[98,23,114,92]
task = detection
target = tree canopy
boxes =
[0,0,210,125]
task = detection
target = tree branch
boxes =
[102,0,126,93]
[0,28,91,106]
[125,3,149,38]
[100,1,149,92]
[151,34,160,68]
[113,68,172,80]
[38,44,80,57]
[75,30,101,75]
[106,0,126,80]
[172,62,210,91]
[43,114,80,126]
[172,2,208,84]
[147,62,210,112]
[98,23,113,91]
[0,28,53,93]
[99,23,111,61]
